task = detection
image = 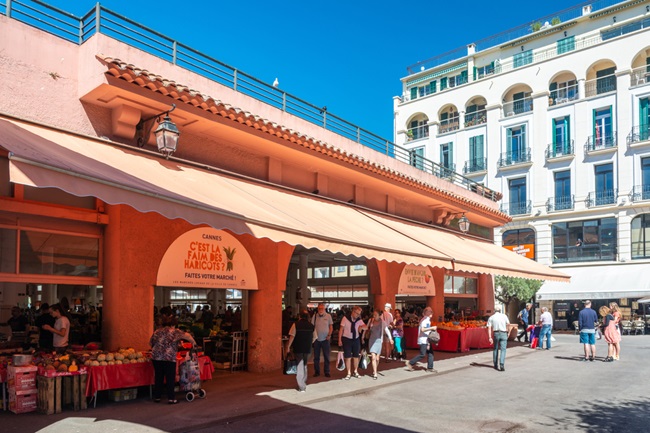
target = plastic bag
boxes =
[284,353,298,375]
[358,350,370,369]
[336,352,345,371]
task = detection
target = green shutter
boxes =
[564,116,571,151]
[460,70,468,84]
[641,98,649,140]
[469,136,476,160]
[440,77,448,90]
[410,87,417,100]
[449,142,454,166]
[522,125,527,150]
[473,66,477,80]
[592,108,597,140]
[506,128,513,153]
[477,135,484,159]
[552,118,557,145]
[429,81,436,93]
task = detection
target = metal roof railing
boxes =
[0,0,500,202]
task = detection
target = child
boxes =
[392,309,405,360]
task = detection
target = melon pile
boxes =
[83,348,148,366]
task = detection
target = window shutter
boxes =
[429,81,437,93]
[552,118,557,145]
[460,70,468,84]
[473,67,477,80]
[410,87,417,100]
[522,124,527,149]
[449,142,454,166]
[478,135,484,160]
[440,77,448,90]
[506,128,513,153]
[565,116,571,150]
[469,136,476,160]
[439,144,444,165]
[641,98,649,140]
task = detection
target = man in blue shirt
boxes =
[578,300,599,361]
[516,303,531,342]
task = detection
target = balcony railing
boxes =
[497,148,532,168]
[439,118,460,134]
[631,66,650,87]
[464,110,487,127]
[502,98,533,117]
[586,189,617,207]
[546,195,574,212]
[500,200,532,216]
[630,185,650,202]
[463,158,487,175]
[545,140,574,159]
[626,124,650,145]
[549,84,579,106]
[584,75,617,97]
[0,0,502,203]
[407,125,429,141]
[584,132,617,153]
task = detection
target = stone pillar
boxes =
[430,268,446,322]
[478,274,495,316]
[237,236,294,373]
[298,253,309,310]
[577,78,585,100]
[366,259,402,310]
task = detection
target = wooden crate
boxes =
[37,373,87,415]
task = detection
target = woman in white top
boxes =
[405,307,437,372]
[42,303,70,354]
[337,306,367,380]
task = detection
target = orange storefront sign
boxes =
[157,228,258,289]
[398,264,436,296]
[503,244,535,260]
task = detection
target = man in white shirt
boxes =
[311,303,333,377]
[487,306,510,372]
[538,307,554,350]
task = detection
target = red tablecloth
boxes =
[462,327,491,350]
[434,329,461,352]
[85,356,213,397]
[403,327,419,349]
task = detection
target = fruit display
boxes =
[432,320,487,330]
[81,348,149,366]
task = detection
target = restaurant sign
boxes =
[157,228,258,289]
[398,264,435,296]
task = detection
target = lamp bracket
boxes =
[136,104,176,147]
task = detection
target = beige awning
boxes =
[0,116,569,282]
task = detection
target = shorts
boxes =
[580,332,596,345]
[341,337,361,359]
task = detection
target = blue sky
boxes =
[42,0,576,139]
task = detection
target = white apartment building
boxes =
[393,0,650,328]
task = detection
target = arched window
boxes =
[631,214,650,259]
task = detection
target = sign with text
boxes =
[157,228,258,289]
[503,243,535,260]
[398,264,435,296]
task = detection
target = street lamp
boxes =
[136,104,180,158]
[458,214,470,233]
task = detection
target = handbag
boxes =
[427,330,441,345]
[358,349,370,369]
[283,353,298,375]
[336,351,346,371]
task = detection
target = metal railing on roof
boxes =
[0,0,501,203]
[406,0,629,74]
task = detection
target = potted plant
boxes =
[531,21,542,32]
[551,17,561,26]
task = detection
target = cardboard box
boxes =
[108,388,137,402]
[9,389,38,414]
[8,365,38,391]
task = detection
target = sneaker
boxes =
[298,388,306,393]
[404,361,414,371]
[499,365,505,372]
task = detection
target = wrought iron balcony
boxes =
[439,119,460,134]
[626,124,650,146]
[406,125,429,141]
[584,133,616,153]
[497,148,532,168]
[546,195,574,212]
[545,140,574,159]
[500,200,532,216]
[464,110,487,128]
[586,189,617,208]
[548,84,579,106]
[584,75,616,97]
[463,158,487,175]
[502,98,533,117]
[630,185,650,202]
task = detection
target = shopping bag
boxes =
[336,352,346,371]
[358,350,370,369]
[284,353,298,375]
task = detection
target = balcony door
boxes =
[507,125,526,163]
[509,177,527,215]
[642,157,650,200]
[553,116,570,156]
[594,107,612,147]
[554,170,571,210]
[595,163,614,205]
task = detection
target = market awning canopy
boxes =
[0,116,568,281]
[536,263,650,301]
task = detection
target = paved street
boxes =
[5,334,649,433]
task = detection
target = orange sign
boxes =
[157,228,258,289]
[398,264,435,296]
[503,243,535,260]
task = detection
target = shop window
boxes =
[349,264,367,277]
[226,289,242,299]
[332,266,348,278]
[552,218,617,263]
[313,267,330,278]
[631,214,650,259]
[444,275,477,294]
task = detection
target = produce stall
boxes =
[404,321,490,352]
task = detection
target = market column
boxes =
[366,259,401,309]
[237,235,294,373]
[429,267,445,321]
[478,274,495,315]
